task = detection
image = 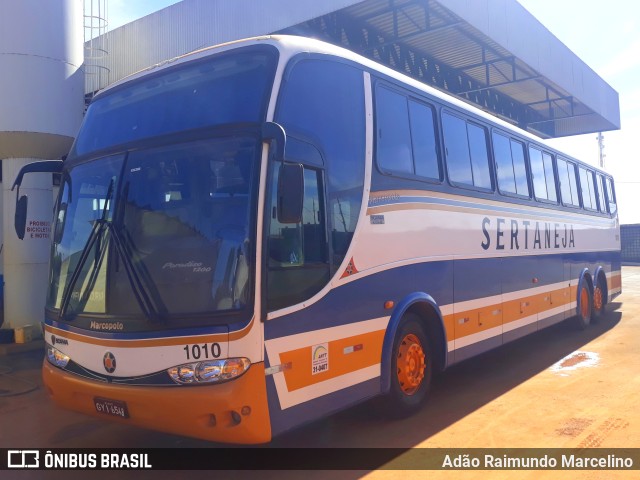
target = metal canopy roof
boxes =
[89,0,619,139]
[277,0,620,138]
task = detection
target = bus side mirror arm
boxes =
[11,160,64,240]
[261,122,303,223]
[261,122,286,162]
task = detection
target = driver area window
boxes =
[267,164,329,311]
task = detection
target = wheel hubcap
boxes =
[397,334,426,395]
[594,286,603,311]
[580,287,590,319]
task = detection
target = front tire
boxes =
[380,314,432,417]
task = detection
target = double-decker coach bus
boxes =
[14,35,620,444]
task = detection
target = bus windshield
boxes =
[72,47,276,157]
[48,135,259,329]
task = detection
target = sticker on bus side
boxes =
[312,343,329,375]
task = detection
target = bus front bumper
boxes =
[42,360,272,444]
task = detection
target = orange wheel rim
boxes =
[593,286,603,311]
[580,287,590,319]
[396,333,426,395]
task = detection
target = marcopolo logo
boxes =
[50,335,69,346]
[8,450,39,469]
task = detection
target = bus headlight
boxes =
[168,358,250,384]
[47,345,70,368]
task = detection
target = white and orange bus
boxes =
[15,35,620,444]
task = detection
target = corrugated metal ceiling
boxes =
[280,0,618,138]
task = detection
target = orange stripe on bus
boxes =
[450,285,576,342]
[279,330,385,392]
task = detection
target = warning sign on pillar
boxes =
[26,220,51,240]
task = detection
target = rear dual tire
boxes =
[575,283,593,330]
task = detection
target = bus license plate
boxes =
[93,397,130,419]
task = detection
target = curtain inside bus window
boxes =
[276,58,365,273]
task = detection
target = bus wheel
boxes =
[575,283,593,330]
[382,314,432,417]
[593,276,606,320]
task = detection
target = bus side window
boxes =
[442,112,491,189]
[267,164,330,311]
[493,132,529,197]
[578,166,597,211]
[375,86,440,180]
[606,177,617,215]
[596,174,608,213]
[275,58,365,274]
[529,146,557,202]
[376,86,413,175]
[557,157,580,207]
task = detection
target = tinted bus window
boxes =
[493,133,528,197]
[511,139,529,196]
[606,177,617,215]
[409,100,439,179]
[596,174,607,213]
[494,132,515,193]
[543,152,557,202]
[468,124,491,189]
[376,87,413,174]
[558,157,580,207]
[443,113,472,185]
[442,112,490,189]
[579,167,597,210]
[276,59,365,271]
[529,147,547,200]
[529,147,545,198]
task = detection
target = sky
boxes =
[105,0,640,224]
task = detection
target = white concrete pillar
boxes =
[1,157,53,333]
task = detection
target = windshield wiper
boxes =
[58,179,115,320]
[58,179,165,323]
[105,221,165,323]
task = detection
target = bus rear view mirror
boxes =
[11,159,64,241]
[15,195,28,240]
[277,163,304,224]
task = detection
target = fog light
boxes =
[47,346,70,368]
[168,358,251,385]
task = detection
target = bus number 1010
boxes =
[183,343,222,360]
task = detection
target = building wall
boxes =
[91,0,361,91]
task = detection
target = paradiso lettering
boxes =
[481,217,575,251]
